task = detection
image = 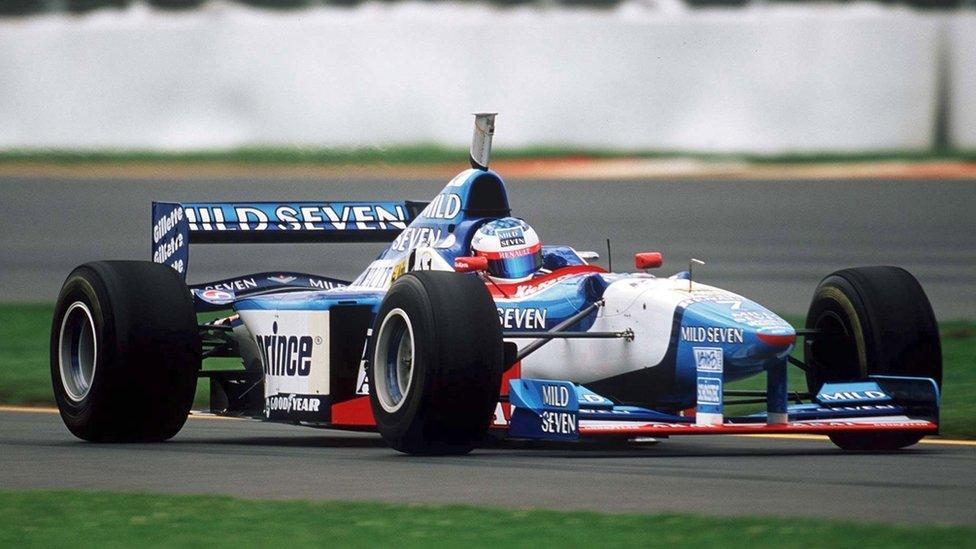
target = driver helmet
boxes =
[471,217,542,283]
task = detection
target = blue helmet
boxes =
[471,217,542,283]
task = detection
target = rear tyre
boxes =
[368,271,504,455]
[51,261,200,442]
[803,266,941,451]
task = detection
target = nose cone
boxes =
[679,295,796,378]
[756,326,797,356]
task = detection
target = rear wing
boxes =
[152,200,427,279]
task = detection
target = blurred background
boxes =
[0,0,974,153]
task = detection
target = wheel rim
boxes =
[58,301,98,402]
[373,308,415,413]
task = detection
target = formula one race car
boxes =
[51,114,942,454]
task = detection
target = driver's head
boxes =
[471,217,542,283]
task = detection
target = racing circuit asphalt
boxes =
[0,175,974,319]
[1,174,975,524]
[2,409,975,525]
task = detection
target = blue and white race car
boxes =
[51,114,942,454]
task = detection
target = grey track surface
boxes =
[0,176,974,319]
[3,411,975,524]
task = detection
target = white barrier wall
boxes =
[948,14,976,149]
[0,3,945,152]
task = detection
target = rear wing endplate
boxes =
[152,200,427,279]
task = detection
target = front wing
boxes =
[505,377,939,441]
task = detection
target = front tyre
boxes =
[368,271,504,455]
[51,261,200,442]
[804,266,941,451]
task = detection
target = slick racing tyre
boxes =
[804,266,941,451]
[51,261,200,442]
[368,271,504,455]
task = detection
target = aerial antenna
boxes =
[470,113,496,170]
[606,238,613,272]
[689,258,705,292]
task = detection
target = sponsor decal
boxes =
[274,204,406,230]
[186,206,243,231]
[731,310,790,328]
[580,408,633,415]
[205,278,257,292]
[541,384,571,408]
[353,261,395,290]
[820,390,888,402]
[510,380,582,440]
[641,423,691,429]
[152,207,184,244]
[267,275,297,284]
[265,394,322,414]
[308,278,343,290]
[580,421,690,430]
[681,326,745,344]
[815,404,897,413]
[541,411,577,434]
[478,243,541,261]
[781,420,926,429]
[390,258,409,282]
[512,273,576,298]
[582,422,647,431]
[684,290,743,306]
[499,245,535,259]
[695,345,724,420]
[183,203,408,232]
[390,227,443,252]
[497,227,526,248]
[697,378,722,406]
[421,193,462,220]
[497,307,547,330]
[201,289,233,301]
[152,233,185,266]
[254,322,315,377]
[492,402,509,426]
[579,393,612,405]
[693,347,723,372]
[152,204,188,275]
[355,329,372,395]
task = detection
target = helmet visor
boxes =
[486,250,543,281]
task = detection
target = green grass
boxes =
[2,146,976,165]
[0,491,972,548]
[939,322,976,437]
[0,304,58,405]
[2,304,973,436]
